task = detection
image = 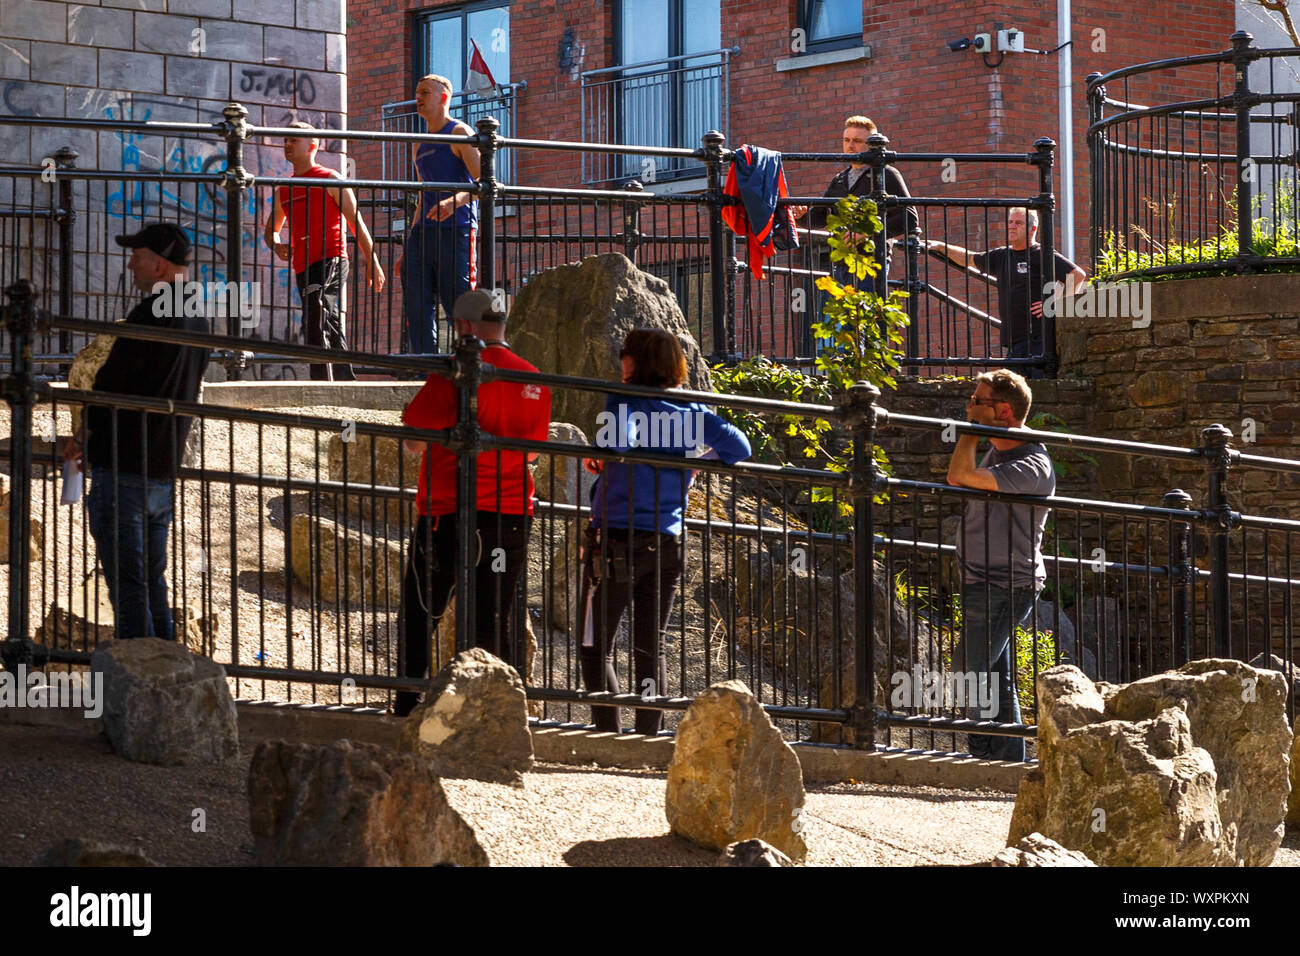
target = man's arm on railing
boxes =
[925,238,975,268]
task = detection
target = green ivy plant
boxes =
[810,194,911,514]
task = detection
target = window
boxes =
[413,2,510,98]
[613,0,722,180]
[799,0,862,53]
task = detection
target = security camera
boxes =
[947,37,972,52]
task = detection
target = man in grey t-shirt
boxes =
[947,369,1055,761]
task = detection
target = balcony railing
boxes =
[580,47,736,187]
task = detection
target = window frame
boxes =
[411,0,511,97]
[798,0,863,55]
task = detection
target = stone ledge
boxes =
[0,696,1031,792]
[775,46,872,72]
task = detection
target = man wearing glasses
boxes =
[946,369,1055,761]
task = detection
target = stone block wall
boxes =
[0,0,348,342]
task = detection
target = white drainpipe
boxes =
[1058,0,1075,261]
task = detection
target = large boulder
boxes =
[249,738,488,866]
[990,833,1096,867]
[1012,661,1292,866]
[1103,658,1292,866]
[527,422,590,636]
[289,512,404,607]
[532,423,595,507]
[666,680,807,862]
[1247,652,1300,827]
[91,638,239,766]
[396,648,534,785]
[325,428,420,529]
[510,253,712,437]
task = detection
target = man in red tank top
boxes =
[264,121,385,380]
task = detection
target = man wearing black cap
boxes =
[63,223,211,641]
[394,289,551,715]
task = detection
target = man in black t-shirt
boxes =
[927,208,1085,373]
[62,223,210,641]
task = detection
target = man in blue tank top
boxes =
[396,74,480,355]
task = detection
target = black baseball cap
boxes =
[451,289,505,322]
[115,223,191,265]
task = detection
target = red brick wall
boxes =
[348,0,1233,263]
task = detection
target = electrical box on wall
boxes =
[973,33,992,54]
[998,28,1025,53]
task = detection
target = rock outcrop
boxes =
[249,738,487,866]
[91,638,239,766]
[397,648,534,785]
[666,680,807,862]
[1010,661,1292,866]
[510,254,711,437]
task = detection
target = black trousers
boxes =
[579,526,683,735]
[396,511,530,715]
[295,257,357,381]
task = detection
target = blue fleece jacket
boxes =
[589,393,752,536]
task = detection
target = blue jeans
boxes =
[957,583,1038,761]
[86,466,176,641]
[401,224,474,355]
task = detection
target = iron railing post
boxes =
[1230,31,1260,275]
[846,381,881,749]
[1085,73,1104,273]
[220,103,251,380]
[54,145,77,366]
[866,133,890,302]
[475,117,500,296]
[902,233,921,371]
[621,180,644,264]
[1033,136,1058,377]
[451,334,484,653]
[701,129,734,362]
[1163,488,1194,667]
[1201,424,1236,657]
[1,280,42,672]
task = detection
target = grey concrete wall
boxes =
[0,0,348,346]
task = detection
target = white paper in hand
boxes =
[61,459,83,505]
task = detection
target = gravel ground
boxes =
[1,723,1296,867]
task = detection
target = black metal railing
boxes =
[3,281,1297,755]
[1,107,1069,375]
[1088,30,1300,281]
[580,47,736,187]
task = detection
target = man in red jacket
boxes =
[395,290,551,715]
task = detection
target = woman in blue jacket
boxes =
[580,329,752,734]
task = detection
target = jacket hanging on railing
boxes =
[722,145,799,279]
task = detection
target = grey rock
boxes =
[397,649,534,785]
[1012,660,1291,867]
[510,254,712,439]
[34,838,159,867]
[1107,659,1292,866]
[92,638,239,766]
[719,839,793,867]
[667,680,807,862]
[990,833,1096,867]
[249,739,487,866]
